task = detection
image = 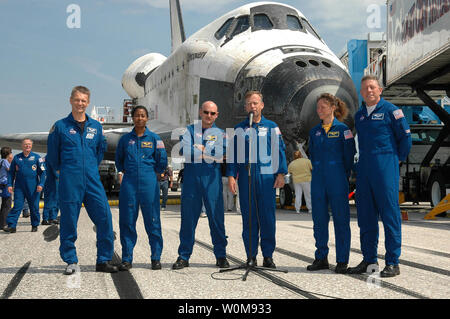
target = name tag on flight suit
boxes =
[258,127,268,136]
[371,113,384,120]
[141,141,153,148]
[328,131,340,138]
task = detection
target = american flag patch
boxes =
[157,140,165,149]
[344,130,353,140]
[393,109,404,120]
[274,127,281,135]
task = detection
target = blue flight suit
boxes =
[115,127,168,263]
[42,158,59,222]
[47,113,115,265]
[354,98,412,266]
[177,123,228,260]
[309,119,356,263]
[227,116,288,258]
[7,152,46,228]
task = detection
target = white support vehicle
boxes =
[365,0,450,208]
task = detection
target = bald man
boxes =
[172,101,230,269]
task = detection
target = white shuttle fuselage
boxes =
[122,1,358,159]
[0,1,358,161]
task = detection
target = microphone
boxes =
[247,111,254,175]
[248,111,254,127]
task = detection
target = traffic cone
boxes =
[401,211,408,221]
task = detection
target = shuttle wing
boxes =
[0,119,182,161]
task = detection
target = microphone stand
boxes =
[220,112,288,281]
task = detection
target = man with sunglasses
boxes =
[172,101,230,270]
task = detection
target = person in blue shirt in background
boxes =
[172,101,230,270]
[0,147,13,231]
[47,86,118,275]
[42,156,59,225]
[5,139,46,233]
[348,75,412,278]
[115,106,168,271]
[227,91,287,269]
[306,93,356,274]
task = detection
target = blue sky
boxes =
[0,0,386,135]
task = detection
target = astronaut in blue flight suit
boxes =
[42,157,59,225]
[227,91,287,268]
[47,86,118,274]
[6,138,46,233]
[306,94,356,274]
[348,76,411,278]
[115,106,168,271]
[172,101,230,270]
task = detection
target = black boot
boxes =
[118,262,132,271]
[216,257,230,268]
[246,257,257,267]
[347,260,378,274]
[306,258,329,271]
[172,257,189,270]
[262,257,276,269]
[4,227,16,233]
[380,265,400,277]
[334,263,348,274]
[151,260,162,270]
[96,261,119,273]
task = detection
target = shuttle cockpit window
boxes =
[286,15,302,31]
[253,13,273,30]
[230,15,250,37]
[301,18,322,41]
[215,17,234,40]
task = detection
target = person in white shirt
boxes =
[288,151,312,213]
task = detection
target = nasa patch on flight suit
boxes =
[327,131,340,138]
[32,164,37,171]
[371,113,385,120]
[69,128,77,135]
[141,141,153,148]
[86,133,95,140]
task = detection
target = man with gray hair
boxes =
[5,139,46,233]
[348,75,411,277]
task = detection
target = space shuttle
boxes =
[0,0,358,161]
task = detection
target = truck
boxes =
[365,0,450,208]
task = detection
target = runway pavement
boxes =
[0,203,449,303]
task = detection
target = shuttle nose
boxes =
[260,56,358,155]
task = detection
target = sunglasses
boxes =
[203,110,217,116]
